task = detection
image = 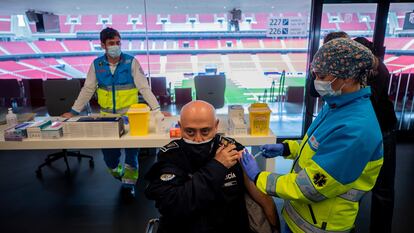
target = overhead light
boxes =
[76,6,80,10]
[174,6,178,9]
[126,6,129,9]
[271,6,275,9]
[224,6,227,9]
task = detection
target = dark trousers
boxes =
[370,130,396,233]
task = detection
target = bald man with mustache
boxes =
[145,100,278,233]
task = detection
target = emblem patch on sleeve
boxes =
[160,141,179,152]
[309,135,319,150]
[313,173,327,187]
[160,173,176,181]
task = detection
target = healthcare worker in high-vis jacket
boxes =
[241,38,383,233]
[62,27,168,200]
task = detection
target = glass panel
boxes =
[146,0,312,137]
[314,4,378,114]
[385,3,414,131]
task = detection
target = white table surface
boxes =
[0,116,277,150]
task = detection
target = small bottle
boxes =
[6,108,18,127]
[155,112,165,134]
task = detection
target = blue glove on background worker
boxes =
[260,143,284,158]
[241,149,261,182]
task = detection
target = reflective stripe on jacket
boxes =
[256,87,383,232]
[94,53,138,114]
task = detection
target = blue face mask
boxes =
[107,45,121,58]
[314,78,345,97]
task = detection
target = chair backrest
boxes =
[150,77,167,96]
[43,79,81,116]
[286,86,304,103]
[174,87,192,106]
[0,79,21,98]
[194,74,226,109]
[0,79,23,107]
[22,79,45,107]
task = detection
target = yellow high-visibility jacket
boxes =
[256,88,383,233]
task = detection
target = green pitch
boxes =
[177,76,306,104]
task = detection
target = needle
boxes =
[254,151,263,158]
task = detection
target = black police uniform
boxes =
[369,61,397,233]
[145,135,254,233]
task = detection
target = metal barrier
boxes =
[388,70,414,131]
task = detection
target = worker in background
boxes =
[229,8,241,32]
[62,27,168,200]
[145,100,279,233]
[322,33,397,233]
[241,38,383,233]
[353,36,397,233]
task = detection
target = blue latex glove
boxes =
[260,143,284,158]
[241,149,261,182]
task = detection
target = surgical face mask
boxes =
[182,136,216,170]
[314,78,345,97]
[107,45,121,58]
[182,137,214,145]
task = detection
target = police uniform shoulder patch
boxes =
[313,173,327,187]
[160,173,176,181]
[160,141,179,153]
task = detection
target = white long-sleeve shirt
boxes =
[71,58,160,113]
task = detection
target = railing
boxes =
[388,70,414,131]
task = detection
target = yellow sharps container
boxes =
[127,104,150,136]
[248,103,271,135]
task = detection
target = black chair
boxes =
[286,86,305,103]
[174,87,192,107]
[36,79,94,178]
[194,74,226,109]
[43,79,81,116]
[149,77,171,106]
[22,79,45,107]
[0,79,25,109]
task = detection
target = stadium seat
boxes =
[194,74,225,109]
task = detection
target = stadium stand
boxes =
[74,15,102,32]
[251,13,269,30]
[384,38,413,50]
[19,59,69,77]
[111,14,133,31]
[198,14,215,23]
[338,13,368,31]
[62,40,91,52]
[284,39,308,49]
[263,39,284,49]
[170,14,187,24]
[0,41,36,54]
[321,13,337,30]
[220,39,237,49]
[241,39,261,49]
[145,15,163,31]
[0,16,11,32]
[33,41,66,53]
[197,40,219,49]
[61,56,95,73]
[178,40,195,49]
[154,40,165,50]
